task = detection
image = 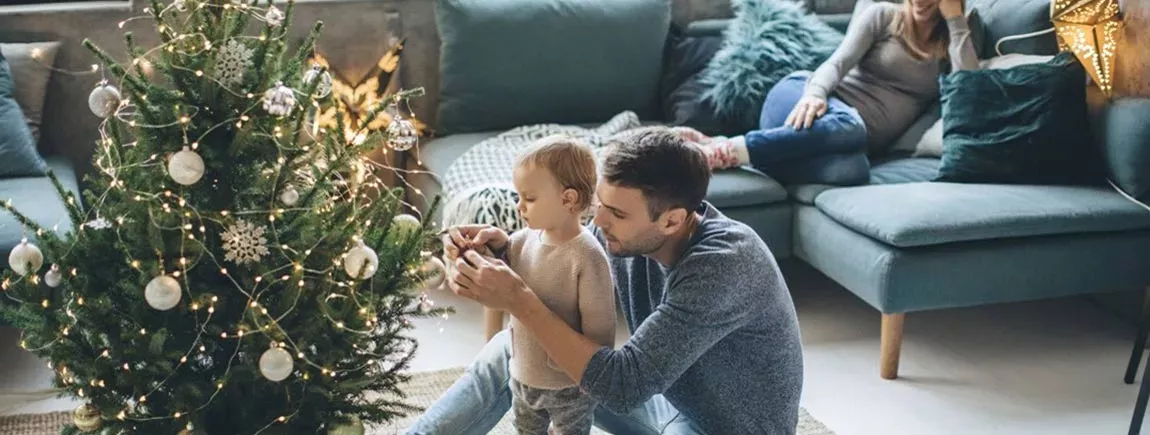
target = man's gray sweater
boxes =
[581,202,804,434]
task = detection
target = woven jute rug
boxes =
[0,367,834,434]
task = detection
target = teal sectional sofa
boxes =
[409,0,1150,379]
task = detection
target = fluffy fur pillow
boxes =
[698,0,842,131]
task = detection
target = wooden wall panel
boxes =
[1116,0,1150,97]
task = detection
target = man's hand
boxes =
[450,251,529,313]
[785,95,828,130]
[939,0,964,19]
[441,225,509,262]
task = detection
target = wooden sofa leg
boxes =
[484,307,505,342]
[881,313,906,380]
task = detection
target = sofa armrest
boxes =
[1098,97,1150,202]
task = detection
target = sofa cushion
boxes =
[0,156,79,259]
[814,182,1150,248]
[1097,98,1150,204]
[788,157,940,204]
[0,49,47,178]
[435,0,670,134]
[0,42,59,145]
[422,133,788,209]
[967,0,1058,57]
[795,204,1150,313]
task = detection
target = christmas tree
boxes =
[0,0,447,433]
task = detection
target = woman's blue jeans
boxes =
[745,72,870,186]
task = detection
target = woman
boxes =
[682,0,978,185]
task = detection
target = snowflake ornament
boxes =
[84,218,112,230]
[221,219,270,265]
[215,39,254,87]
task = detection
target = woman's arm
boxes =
[940,0,978,72]
[944,16,980,71]
[804,3,887,99]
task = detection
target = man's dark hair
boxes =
[601,128,711,220]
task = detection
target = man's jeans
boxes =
[405,331,707,435]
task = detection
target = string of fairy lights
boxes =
[3,0,451,432]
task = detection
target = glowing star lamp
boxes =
[1051,0,1124,97]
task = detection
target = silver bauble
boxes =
[87,82,121,118]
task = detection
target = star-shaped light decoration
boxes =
[1051,0,1124,97]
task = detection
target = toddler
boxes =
[487,135,616,435]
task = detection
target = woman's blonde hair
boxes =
[890,1,951,61]
[515,135,598,212]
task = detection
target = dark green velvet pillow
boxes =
[936,52,1103,185]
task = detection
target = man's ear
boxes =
[658,207,689,235]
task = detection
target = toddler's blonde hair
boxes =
[515,135,598,213]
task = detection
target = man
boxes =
[408,129,803,434]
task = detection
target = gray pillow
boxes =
[0,42,59,145]
[0,49,48,178]
[435,0,670,135]
[967,0,1057,58]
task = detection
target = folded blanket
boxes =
[440,111,643,232]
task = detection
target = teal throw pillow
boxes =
[697,0,842,132]
[435,0,670,135]
[936,52,1103,185]
[0,49,48,178]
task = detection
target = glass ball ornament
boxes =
[145,275,182,311]
[280,185,300,206]
[8,239,43,276]
[88,81,121,118]
[259,347,294,382]
[73,403,102,432]
[44,264,63,288]
[303,65,333,99]
[391,213,421,236]
[168,146,205,186]
[262,81,297,117]
[385,116,418,151]
[343,240,378,279]
[419,256,446,290]
[264,5,284,27]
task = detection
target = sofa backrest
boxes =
[0,0,860,181]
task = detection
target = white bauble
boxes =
[44,264,63,288]
[88,82,121,118]
[419,256,446,290]
[145,275,182,311]
[303,66,333,99]
[259,347,294,382]
[264,5,284,27]
[343,240,378,279]
[8,240,43,276]
[280,185,300,206]
[385,117,418,152]
[168,146,205,186]
[326,416,365,435]
[391,213,421,235]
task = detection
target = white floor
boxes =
[2,262,1147,435]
